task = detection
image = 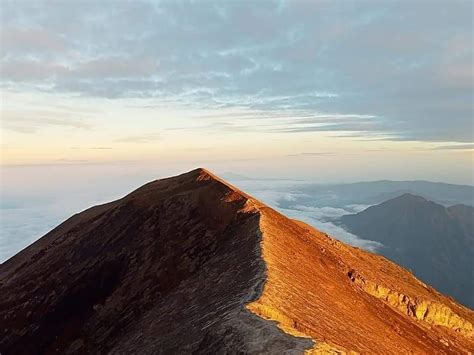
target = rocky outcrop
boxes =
[347,269,473,337]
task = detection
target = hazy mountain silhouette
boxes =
[291,180,474,209]
[340,193,474,308]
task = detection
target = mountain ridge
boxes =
[1,169,473,354]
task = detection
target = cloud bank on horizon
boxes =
[1,0,472,143]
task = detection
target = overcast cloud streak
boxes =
[1,0,472,142]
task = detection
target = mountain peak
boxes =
[181,167,246,192]
[1,170,473,354]
[340,192,474,309]
[170,167,218,182]
[190,166,214,177]
[393,193,428,203]
[194,166,230,183]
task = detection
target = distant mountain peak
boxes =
[340,192,474,309]
[449,203,473,211]
[1,169,473,354]
[390,193,428,203]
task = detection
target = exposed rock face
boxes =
[347,269,472,336]
[1,169,473,354]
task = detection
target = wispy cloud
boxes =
[432,144,474,150]
[69,146,113,150]
[285,152,335,157]
[54,159,91,164]
[1,27,67,54]
[0,0,472,142]
[114,134,161,143]
[2,113,92,133]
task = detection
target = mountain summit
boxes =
[1,169,473,354]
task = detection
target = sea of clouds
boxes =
[230,178,381,252]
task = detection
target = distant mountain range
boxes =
[339,193,474,308]
[280,180,474,209]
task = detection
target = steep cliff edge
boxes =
[1,169,472,354]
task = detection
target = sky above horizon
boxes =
[1,0,473,184]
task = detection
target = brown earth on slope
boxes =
[0,168,473,354]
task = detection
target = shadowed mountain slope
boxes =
[1,169,473,354]
[340,194,474,309]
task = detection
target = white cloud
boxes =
[233,178,383,251]
[1,0,472,142]
[277,207,382,252]
[290,205,350,219]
